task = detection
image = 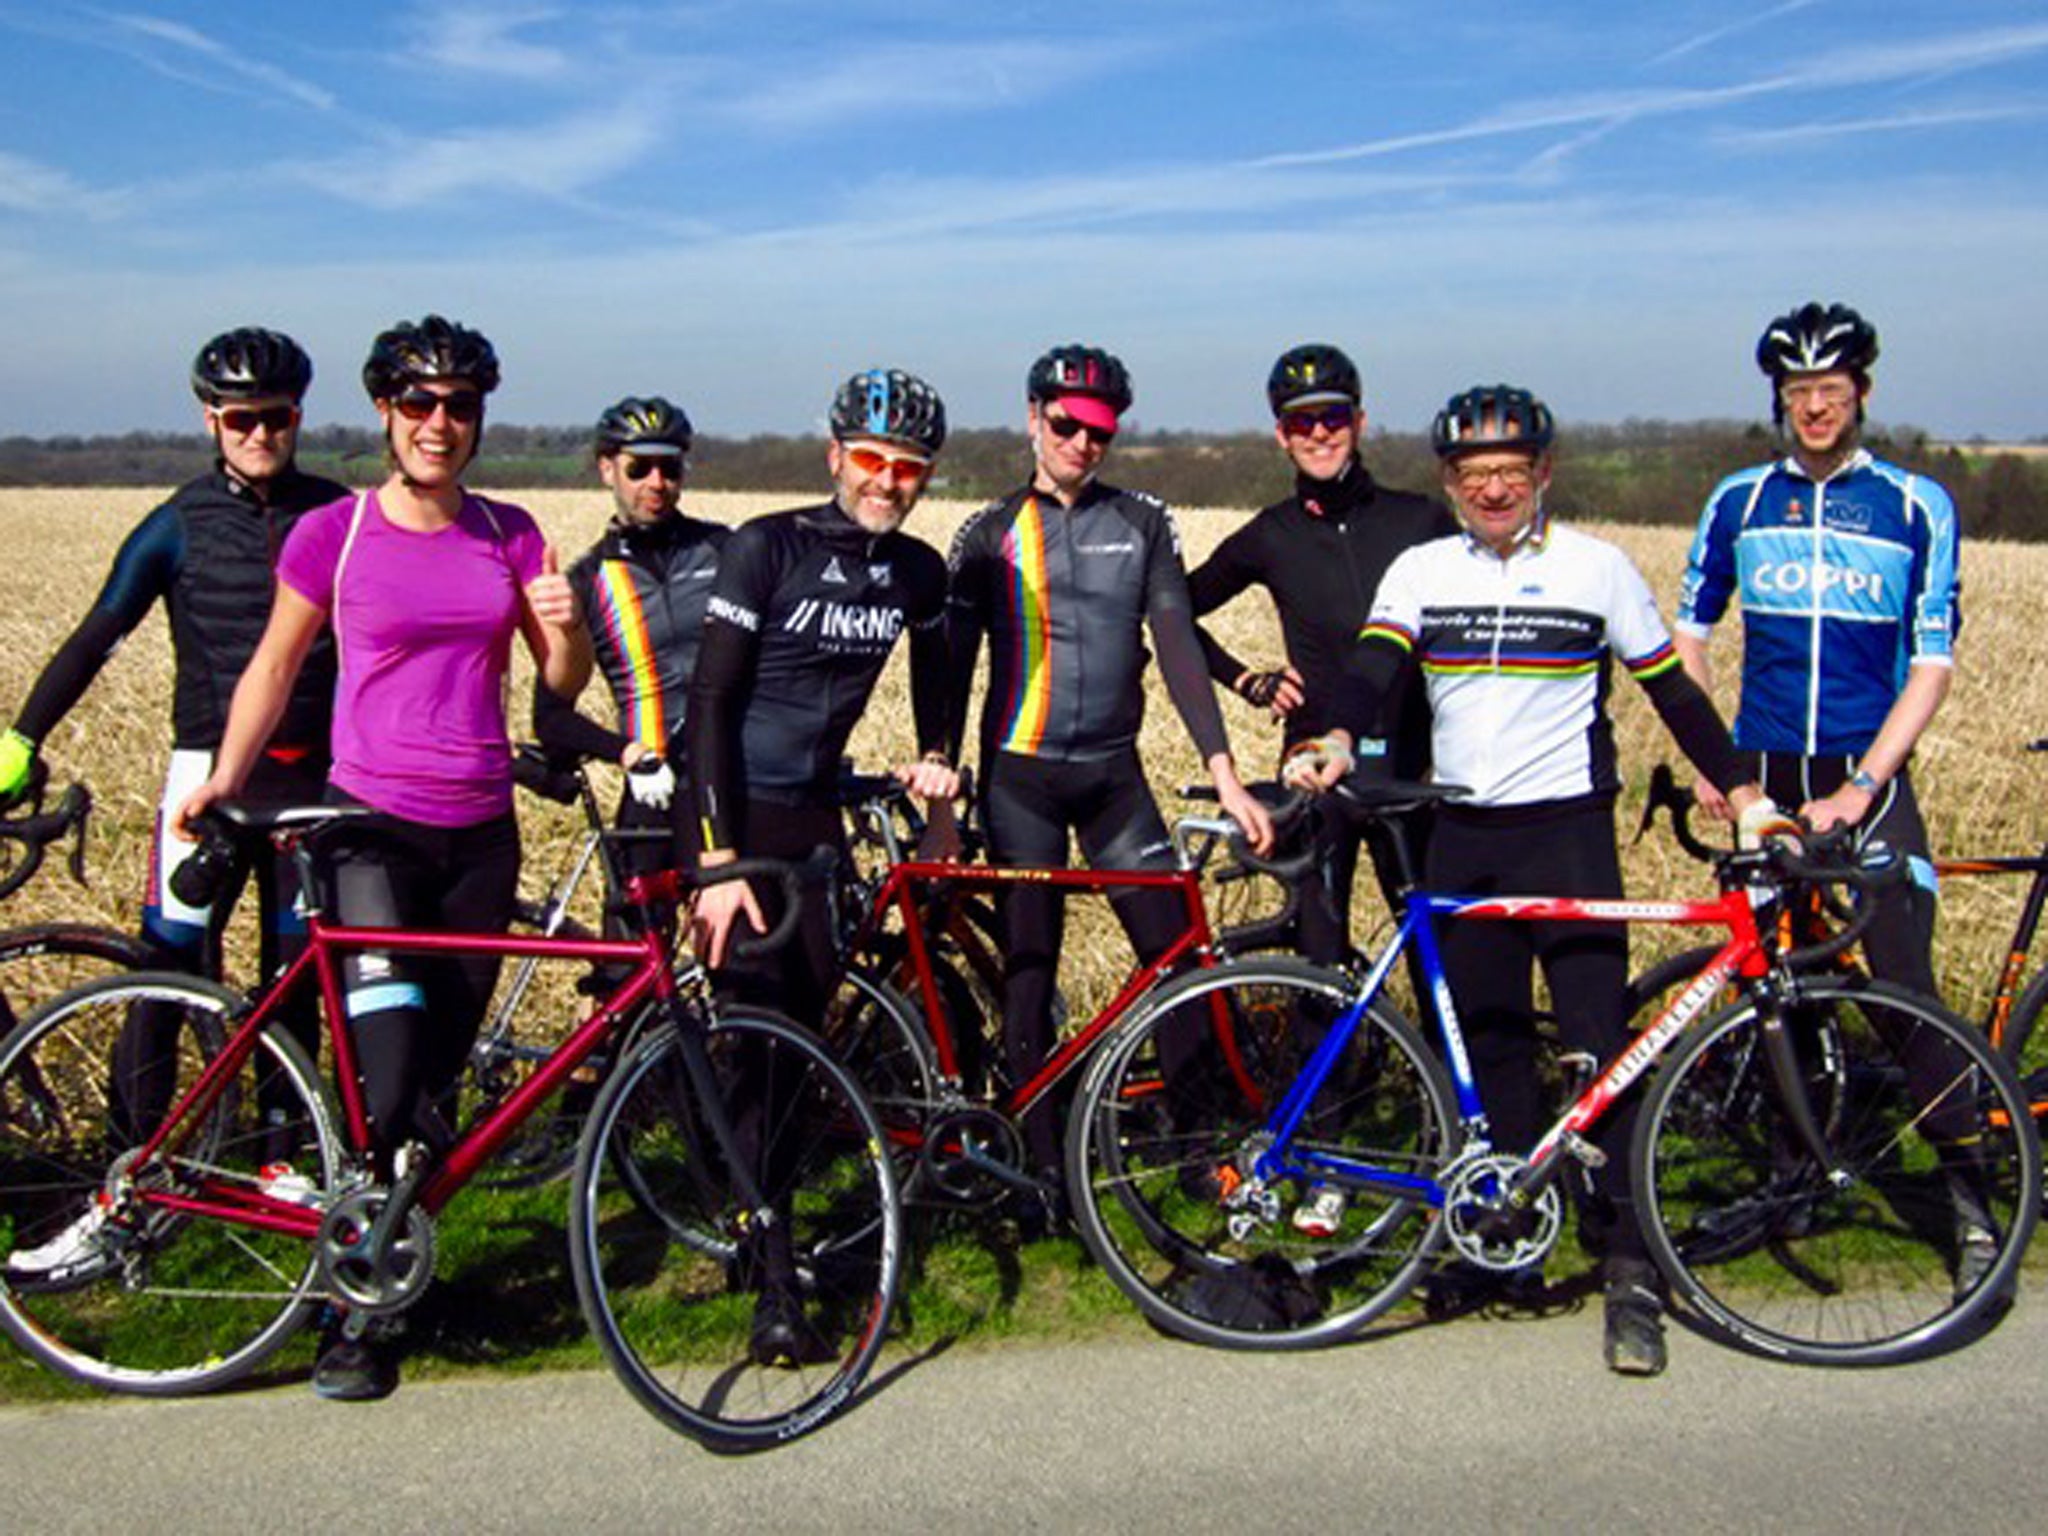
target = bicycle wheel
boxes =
[824,966,937,1167]
[0,923,158,1041]
[1635,976,2040,1366]
[569,1006,902,1452]
[1067,956,1458,1350]
[0,971,340,1393]
[471,906,603,1191]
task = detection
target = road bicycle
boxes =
[826,773,1311,1221]
[1065,777,2040,1365]
[0,799,902,1453]
[1636,752,2048,1120]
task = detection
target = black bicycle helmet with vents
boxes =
[594,395,694,456]
[1026,344,1133,415]
[191,327,313,404]
[362,315,501,400]
[1755,302,1879,379]
[1266,343,1360,415]
[828,368,947,454]
[1431,384,1555,458]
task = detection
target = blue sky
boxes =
[1,1,2045,440]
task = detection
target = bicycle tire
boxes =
[0,971,341,1393]
[0,923,159,1042]
[824,967,936,1183]
[1634,975,2040,1366]
[1066,956,1458,1350]
[568,1006,902,1452]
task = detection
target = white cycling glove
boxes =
[626,756,676,811]
[1280,732,1355,791]
[1736,795,1800,850]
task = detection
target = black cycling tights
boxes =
[328,807,519,1168]
[983,749,1188,1174]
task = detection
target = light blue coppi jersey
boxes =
[1674,448,1959,757]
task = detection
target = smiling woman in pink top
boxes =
[179,315,591,1402]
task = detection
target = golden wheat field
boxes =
[0,483,2039,1025]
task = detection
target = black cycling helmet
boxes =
[362,314,502,400]
[1431,384,1555,458]
[594,395,694,456]
[191,327,313,405]
[1266,343,1360,416]
[1756,302,1879,380]
[828,368,947,454]
[1026,344,1134,415]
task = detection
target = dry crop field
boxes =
[0,484,2040,1025]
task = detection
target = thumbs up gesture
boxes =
[525,542,580,629]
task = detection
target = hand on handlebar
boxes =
[1692,770,1733,823]
[1211,761,1274,857]
[893,756,961,804]
[688,866,767,970]
[1279,731,1355,794]
[172,778,231,843]
[1735,792,1801,851]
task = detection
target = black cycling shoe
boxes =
[749,1290,838,1368]
[312,1326,400,1402]
[1601,1258,1667,1378]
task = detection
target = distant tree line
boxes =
[4,419,2046,539]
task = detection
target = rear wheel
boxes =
[1067,957,1458,1350]
[569,1007,902,1451]
[1635,976,2039,1366]
[0,972,340,1392]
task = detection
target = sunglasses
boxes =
[843,444,931,483]
[215,404,300,436]
[1452,462,1538,494]
[393,388,484,423]
[1779,380,1858,410]
[1280,403,1356,438]
[622,455,682,482]
[1044,413,1115,447]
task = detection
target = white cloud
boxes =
[1648,0,1822,68]
[404,5,570,81]
[1717,103,2046,147]
[0,149,123,218]
[98,10,339,111]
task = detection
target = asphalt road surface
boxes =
[6,1295,2043,1534]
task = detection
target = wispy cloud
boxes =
[0,149,123,218]
[296,101,665,209]
[404,5,569,81]
[97,10,338,111]
[1718,103,2046,147]
[717,39,1139,130]
[1649,0,1820,68]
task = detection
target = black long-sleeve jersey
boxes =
[532,513,727,765]
[686,501,948,852]
[14,465,349,752]
[1189,459,1454,768]
[946,480,1228,766]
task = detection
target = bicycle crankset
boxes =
[919,1107,1029,1203]
[316,1187,437,1314]
[1440,1151,1564,1271]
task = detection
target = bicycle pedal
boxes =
[1562,1132,1607,1169]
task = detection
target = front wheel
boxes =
[1634,976,2040,1366]
[0,971,340,1393]
[1066,956,1458,1350]
[568,1007,902,1452]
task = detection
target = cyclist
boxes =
[1188,342,1456,971]
[1292,383,1779,1376]
[0,326,344,1035]
[1673,304,1993,1293]
[946,343,1274,1222]
[684,368,958,1365]
[179,314,591,1401]
[533,395,725,873]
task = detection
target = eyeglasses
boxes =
[843,444,931,483]
[1779,380,1858,410]
[1279,404,1355,438]
[393,388,484,423]
[622,455,682,482]
[1452,462,1538,494]
[215,404,300,436]
[1044,413,1115,447]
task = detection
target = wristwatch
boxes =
[1849,768,1880,795]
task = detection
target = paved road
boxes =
[6,1297,2043,1534]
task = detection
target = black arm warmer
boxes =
[531,677,630,765]
[1639,666,1748,795]
[13,607,129,744]
[1150,604,1232,763]
[909,618,951,760]
[685,618,757,854]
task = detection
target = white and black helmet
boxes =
[1756,302,1879,380]
[1431,384,1555,459]
[191,327,313,405]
